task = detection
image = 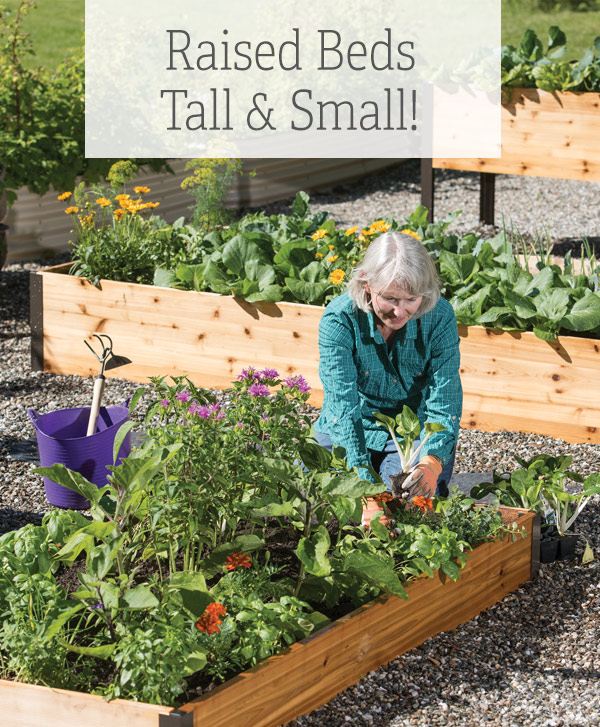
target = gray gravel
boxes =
[1,163,600,725]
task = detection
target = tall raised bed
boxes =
[1,508,537,727]
[31,264,600,444]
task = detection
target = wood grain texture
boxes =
[178,508,534,727]
[433,89,600,181]
[37,266,600,442]
[0,679,171,727]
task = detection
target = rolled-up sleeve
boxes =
[420,308,462,465]
[317,311,372,475]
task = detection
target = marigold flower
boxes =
[378,492,394,502]
[345,226,358,236]
[401,228,422,240]
[312,229,327,241]
[64,206,79,215]
[330,269,345,285]
[225,552,252,571]
[96,197,112,207]
[58,191,72,201]
[134,186,151,194]
[326,255,339,263]
[195,602,227,634]
[413,495,434,512]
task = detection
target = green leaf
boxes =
[343,550,408,599]
[182,650,208,677]
[561,293,600,332]
[120,585,159,610]
[44,603,85,641]
[178,589,213,618]
[112,420,135,465]
[321,472,382,499]
[296,526,331,576]
[284,277,331,304]
[298,441,332,471]
[222,237,269,276]
[245,284,283,302]
[291,191,310,218]
[153,268,178,289]
[534,289,570,322]
[440,560,461,581]
[59,641,116,659]
[582,539,594,564]
[439,251,479,285]
[86,543,114,580]
[33,464,106,507]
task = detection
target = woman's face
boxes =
[364,282,423,330]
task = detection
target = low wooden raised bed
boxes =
[0,508,537,727]
[31,264,600,443]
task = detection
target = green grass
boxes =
[1,0,84,70]
[1,0,598,71]
[502,0,600,58]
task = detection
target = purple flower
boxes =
[209,403,221,414]
[214,410,225,420]
[282,375,310,393]
[91,602,104,611]
[237,367,260,381]
[176,390,191,402]
[160,399,170,408]
[196,406,211,419]
[235,421,244,429]
[259,368,279,380]
[247,383,271,397]
[261,414,270,422]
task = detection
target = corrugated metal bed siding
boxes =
[5,158,401,262]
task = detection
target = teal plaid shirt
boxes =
[315,292,462,475]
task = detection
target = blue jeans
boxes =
[314,431,455,497]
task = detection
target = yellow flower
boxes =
[80,214,95,227]
[114,193,130,202]
[64,206,79,214]
[312,229,327,241]
[362,228,376,237]
[401,228,422,240]
[315,252,324,259]
[134,186,150,194]
[328,244,335,250]
[96,197,112,207]
[352,259,358,265]
[345,226,358,236]
[330,269,345,285]
[143,201,160,209]
[327,255,339,263]
[369,220,391,233]
[358,234,366,242]
[57,191,72,201]
[114,208,125,221]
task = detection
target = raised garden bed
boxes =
[0,507,537,727]
[31,263,600,443]
[424,89,600,222]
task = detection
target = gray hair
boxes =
[347,231,440,316]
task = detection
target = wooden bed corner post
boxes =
[159,710,194,727]
[29,271,43,372]
[480,172,496,225]
[421,158,434,223]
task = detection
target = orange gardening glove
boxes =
[403,455,443,499]
[361,495,392,528]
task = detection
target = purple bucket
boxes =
[28,404,131,509]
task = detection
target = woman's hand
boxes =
[402,455,443,498]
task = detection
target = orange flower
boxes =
[345,226,358,236]
[195,602,227,634]
[312,229,327,241]
[114,208,125,221]
[96,197,112,207]
[377,492,394,503]
[326,255,339,263]
[134,185,150,194]
[64,206,79,214]
[401,228,422,240]
[413,496,434,512]
[225,552,252,571]
[58,191,72,201]
[315,252,324,259]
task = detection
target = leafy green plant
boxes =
[501,26,600,91]
[0,1,170,206]
[372,405,446,472]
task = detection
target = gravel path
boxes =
[1,164,599,725]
